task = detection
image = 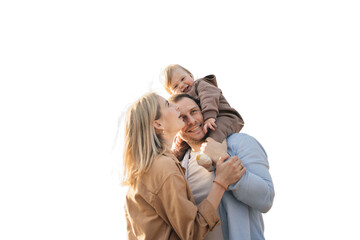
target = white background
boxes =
[1,0,359,239]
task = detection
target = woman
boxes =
[123,92,244,239]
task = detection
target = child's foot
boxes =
[196,153,215,172]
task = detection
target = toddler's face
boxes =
[170,68,194,94]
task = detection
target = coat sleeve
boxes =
[227,134,275,213]
[155,172,220,240]
[196,79,222,121]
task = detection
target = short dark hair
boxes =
[168,93,201,109]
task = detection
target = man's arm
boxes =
[227,133,275,213]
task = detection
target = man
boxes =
[169,93,275,240]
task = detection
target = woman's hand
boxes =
[206,155,246,211]
[215,155,246,188]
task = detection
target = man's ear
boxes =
[153,120,164,132]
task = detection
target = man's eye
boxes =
[181,78,184,81]
[174,85,178,89]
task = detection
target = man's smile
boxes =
[187,124,202,133]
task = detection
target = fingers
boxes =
[236,160,246,178]
[211,122,217,129]
[228,156,245,174]
[218,155,229,164]
[227,156,239,164]
[206,122,216,131]
[237,160,245,170]
[240,166,246,177]
[203,124,208,134]
[236,164,246,180]
[203,121,217,133]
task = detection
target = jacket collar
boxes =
[163,150,186,175]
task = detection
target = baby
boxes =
[163,64,244,171]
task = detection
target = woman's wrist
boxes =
[213,178,228,190]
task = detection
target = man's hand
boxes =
[203,118,217,134]
[200,137,228,163]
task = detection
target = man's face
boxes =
[176,97,206,144]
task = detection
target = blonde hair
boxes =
[163,64,193,94]
[122,92,165,186]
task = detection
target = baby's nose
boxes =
[179,83,186,91]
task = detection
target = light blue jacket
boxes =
[219,133,275,240]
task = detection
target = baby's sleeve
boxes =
[196,80,222,121]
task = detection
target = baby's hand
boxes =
[203,118,217,134]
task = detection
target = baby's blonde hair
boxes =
[122,92,165,186]
[163,64,193,94]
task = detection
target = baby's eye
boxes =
[174,85,178,89]
[181,77,184,81]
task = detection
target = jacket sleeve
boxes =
[125,206,137,240]
[156,172,220,240]
[227,134,275,213]
[196,79,222,121]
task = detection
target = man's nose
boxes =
[187,115,196,125]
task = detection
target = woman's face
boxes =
[156,96,185,134]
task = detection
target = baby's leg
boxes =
[198,116,238,171]
[196,137,227,171]
[205,137,227,164]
